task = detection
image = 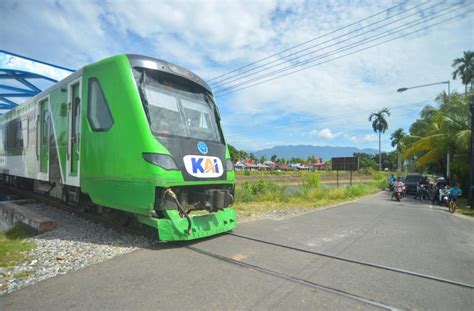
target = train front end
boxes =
[128,55,236,241]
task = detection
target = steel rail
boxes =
[227,232,474,290]
[187,245,401,310]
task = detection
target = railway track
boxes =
[186,245,401,311]
[3,184,473,309]
[225,232,474,290]
[185,232,474,310]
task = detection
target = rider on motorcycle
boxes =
[388,174,396,191]
[392,177,405,200]
[414,176,430,200]
[432,177,447,204]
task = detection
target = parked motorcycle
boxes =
[439,188,450,206]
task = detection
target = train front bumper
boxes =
[136,208,237,241]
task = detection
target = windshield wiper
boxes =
[205,93,221,121]
[138,71,151,123]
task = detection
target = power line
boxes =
[208,1,412,83]
[215,7,473,98]
[212,1,448,93]
[224,99,431,137]
[210,0,436,88]
[215,3,468,95]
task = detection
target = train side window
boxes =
[5,119,23,150]
[88,78,114,131]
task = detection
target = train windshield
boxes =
[134,68,222,143]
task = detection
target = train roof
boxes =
[126,54,212,93]
[1,54,214,119]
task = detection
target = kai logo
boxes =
[183,155,223,178]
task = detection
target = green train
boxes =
[0,54,237,241]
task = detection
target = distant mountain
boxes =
[251,145,378,161]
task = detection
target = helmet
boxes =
[437,177,445,182]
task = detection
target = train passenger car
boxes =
[0,54,236,241]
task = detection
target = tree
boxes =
[289,157,304,164]
[271,154,278,162]
[369,107,391,171]
[404,92,470,182]
[390,128,406,172]
[353,152,377,170]
[452,51,474,95]
[228,144,239,162]
[228,144,248,162]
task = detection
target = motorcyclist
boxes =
[415,176,430,200]
[432,177,447,204]
[388,174,396,191]
[392,177,404,200]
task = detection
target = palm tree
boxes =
[390,128,406,172]
[403,92,470,176]
[452,51,474,94]
[369,107,391,170]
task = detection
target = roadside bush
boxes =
[370,169,384,180]
[236,180,285,203]
[302,171,320,188]
[345,184,364,197]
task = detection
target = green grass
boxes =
[14,271,30,279]
[234,175,386,215]
[0,225,36,268]
[457,208,474,217]
[455,198,474,217]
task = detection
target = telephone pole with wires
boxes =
[469,82,474,208]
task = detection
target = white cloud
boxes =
[345,134,378,145]
[310,128,341,139]
[1,0,472,151]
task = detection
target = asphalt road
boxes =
[2,192,473,310]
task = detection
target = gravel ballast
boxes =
[0,202,154,296]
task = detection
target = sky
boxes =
[1,0,473,153]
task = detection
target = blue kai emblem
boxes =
[183,155,223,178]
[197,141,208,155]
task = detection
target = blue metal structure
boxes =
[0,50,75,112]
[0,69,58,109]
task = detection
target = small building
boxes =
[263,161,277,169]
[234,161,246,171]
[256,163,269,171]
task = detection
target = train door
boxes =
[67,79,81,186]
[39,97,49,175]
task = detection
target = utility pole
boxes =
[446,81,451,178]
[469,82,474,208]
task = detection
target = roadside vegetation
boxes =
[397,51,472,201]
[0,225,35,268]
[456,199,474,217]
[234,170,386,215]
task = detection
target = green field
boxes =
[234,171,387,216]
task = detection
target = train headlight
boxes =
[143,153,178,170]
[226,159,234,171]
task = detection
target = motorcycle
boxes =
[392,185,404,202]
[439,188,450,207]
[416,184,432,201]
[388,180,395,192]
